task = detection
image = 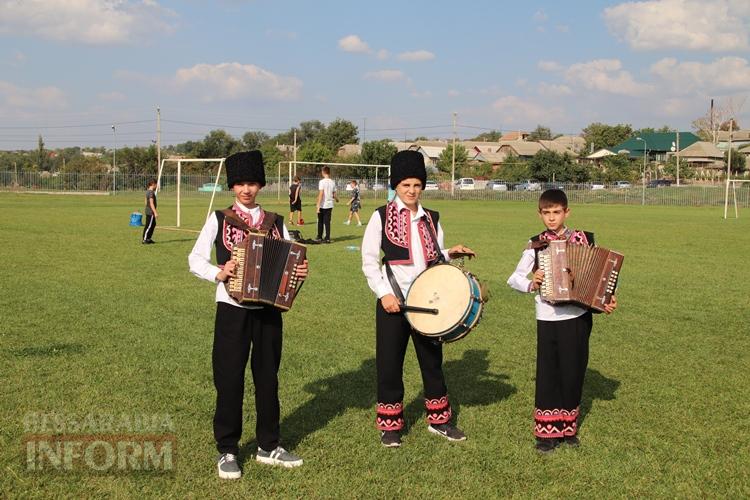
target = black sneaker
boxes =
[563,435,580,447]
[216,453,241,479]
[380,430,401,448]
[535,438,561,454]
[323,239,331,244]
[428,423,467,441]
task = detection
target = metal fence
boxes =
[1,171,748,207]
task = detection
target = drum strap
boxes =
[384,262,407,304]
[422,215,446,265]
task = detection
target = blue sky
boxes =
[1,0,749,149]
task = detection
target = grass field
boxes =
[1,192,749,498]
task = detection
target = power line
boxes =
[0,119,154,130]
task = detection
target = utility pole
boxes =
[156,106,161,187]
[112,124,117,194]
[362,117,366,144]
[293,129,297,177]
[724,119,733,219]
[676,130,680,186]
[451,112,457,196]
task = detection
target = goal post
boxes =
[156,157,225,231]
[724,179,750,219]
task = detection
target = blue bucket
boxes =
[130,212,143,227]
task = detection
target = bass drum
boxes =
[404,263,483,343]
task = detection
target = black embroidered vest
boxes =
[214,207,283,265]
[377,203,441,265]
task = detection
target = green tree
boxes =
[528,125,553,141]
[724,149,747,174]
[60,156,108,173]
[528,150,576,181]
[37,135,48,171]
[581,122,634,153]
[194,130,242,159]
[242,131,270,150]
[598,154,639,182]
[436,144,468,173]
[259,143,285,173]
[297,140,334,163]
[319,118,359,151]
[662,156,695,180]
[469,130,502,142]
[497,154,529,181]
[361,140,397,166]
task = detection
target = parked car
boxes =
[614,181,632,189]
[371,182,385,191]
[542,182,565,190]
[590,182,605,190]
[485,180,508,191]
[424,180,439,191]
[198,182,223,192]
[455,178,475,190]
[647,179,672,188]
[514,180,541,191]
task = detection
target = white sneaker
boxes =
[256,446,303,468]
[357,222,362,226]
[343,221,350,225]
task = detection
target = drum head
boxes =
[405,264,471,336]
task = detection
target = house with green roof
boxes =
[610,132,701,162]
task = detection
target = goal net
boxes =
[155,157,225,231]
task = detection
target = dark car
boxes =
[647,179,672,188]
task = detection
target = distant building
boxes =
[610,132,701,162]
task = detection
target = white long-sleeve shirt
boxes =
[188,203,290,309]
[507,244,586,321]
[361,197,450,299]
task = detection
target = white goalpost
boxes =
[724,179,750,219]
[156,157,225,231]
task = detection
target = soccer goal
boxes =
[724,179,750,219]
[156,157,225,231]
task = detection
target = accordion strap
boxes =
[221,209,278,236]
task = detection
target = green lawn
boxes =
[1,192,749,498]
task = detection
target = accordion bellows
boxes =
[538,240,623,312]
[225,233,306,310]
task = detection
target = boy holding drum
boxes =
[361,150,475,448]
[507,188,617,454]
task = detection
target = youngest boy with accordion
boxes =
[507,189,618,454]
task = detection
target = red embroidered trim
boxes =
[426,409,451,425]
[384,202,410,249]
[534,407,579,422]
[417,213,439,263]
[533,407,579,437]
[424,396,449,411]
[376,417,404,431]
[376,402,403,416]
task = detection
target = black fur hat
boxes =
[390,150,426,189]
[225,150,266,188]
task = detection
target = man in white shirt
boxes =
[315,166,338,243]
[361,150,475,448]
[188,150,308,478]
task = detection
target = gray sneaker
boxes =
[216,453,241,479]
[428,423,467,442]
[380,430,401,448]
[255,446,303,468]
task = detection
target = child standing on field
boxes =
[289,175,302,225]
[142,179,158,244]
[507,189,617,454]
[344,180,362,226]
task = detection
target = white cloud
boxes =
[565,59,653,96]
[98,91,127,102]
[0,81,67,112]
[397,50,435,62]
[363,70,407,82]
[533,9,548,22]
[338,34,371,53]
[604,0,750,51]
[376,49,389,60]
[556,24,570,33]
[447,89,461,97]
[538,82,572,96]
[651,56,750,94]
[492,95,564,124]
[0,0,177,45]
[538,60,564,72]
[174,63,302,102]
[410,90,433,98]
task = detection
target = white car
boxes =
[455,178,475,190]
[614,181,632,189]
[371,182,385,191]
[591,182,605,190]
[424,180,439,191]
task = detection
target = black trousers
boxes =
[317,208,332,240]
[534,312,592,439]
[142,214,156,241]
[375,300,451,431]
[212,303,283,454]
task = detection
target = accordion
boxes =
[225,233,307,311]
[538,240,623,312]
